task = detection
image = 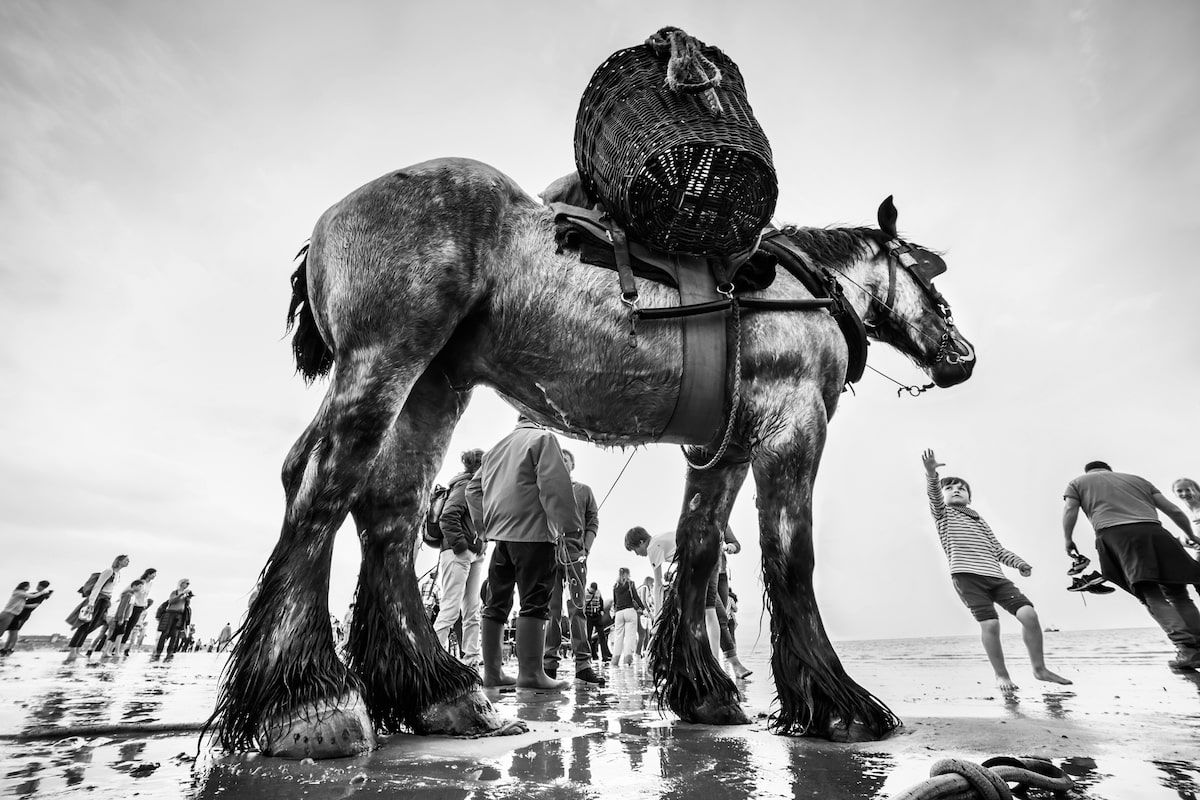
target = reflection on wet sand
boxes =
[1,629,1199,799]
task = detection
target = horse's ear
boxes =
[878,195,898,238]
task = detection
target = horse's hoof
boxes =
[691,696,751,725]
[825,717,888,743]
[413,688,517,737]
[261,692,375,759]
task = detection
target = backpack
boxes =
[155,600,168,620]
[422,483,452,548]
[424,479,465,546]
[78,572,102,596]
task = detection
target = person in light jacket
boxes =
[467,416,580,691]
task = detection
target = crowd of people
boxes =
[0,556,212,661]
[418,416,754,690]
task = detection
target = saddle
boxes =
[541,175,867,448]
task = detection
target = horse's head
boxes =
[864,196,975,388]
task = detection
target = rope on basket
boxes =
[646,27,724,115]
[889,756,1074,800]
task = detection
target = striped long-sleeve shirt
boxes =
[927,475,1029,579]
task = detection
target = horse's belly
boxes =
[473,337,687,446]
[465,270,698,445]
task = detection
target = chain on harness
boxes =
[682,284,742,471]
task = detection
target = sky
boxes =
[2,1,1198,650]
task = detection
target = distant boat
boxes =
[1044,627,1060,632]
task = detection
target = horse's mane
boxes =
[778,225,887,269]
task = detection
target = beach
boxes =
[1,627,1197,799]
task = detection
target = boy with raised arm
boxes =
[922,449,1071,691]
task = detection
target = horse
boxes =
[209,157,975,758]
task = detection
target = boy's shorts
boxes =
[951,573,1031,622]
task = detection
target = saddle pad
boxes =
[550,204,777,294]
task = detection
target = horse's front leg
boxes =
[650,460,750,725]
[753,421,901,742]
[347,371,519,738]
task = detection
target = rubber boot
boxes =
[480,617,515,687]
[515,617,569,690]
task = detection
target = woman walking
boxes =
[153,579,193,660]
[67,555,129,658]
[115,568,156,656]
[609,568,645,668]
[101,579,145,657]
[0,581,51,654]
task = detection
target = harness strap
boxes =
[635,296,832,321]
[884,256,898,313]
[605,216,639,302]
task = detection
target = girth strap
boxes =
[658,253,727,445]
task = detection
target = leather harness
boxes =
[547,202,870,447]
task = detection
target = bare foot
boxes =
[728,656,753,679]
[1034,667,1073,685]
[996,675,1019,692]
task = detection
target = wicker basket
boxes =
[574,28,776,258]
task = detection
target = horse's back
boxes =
[315,157,534,236]
[304,158,532,354]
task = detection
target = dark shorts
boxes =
[1096,522,1200,598]
[951,573,1031,622]
[482,540,556,622]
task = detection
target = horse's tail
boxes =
[286,243,333,382]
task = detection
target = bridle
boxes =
[876,238,973,368]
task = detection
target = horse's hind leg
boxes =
[211,351,427,758]
[345,370,518,737]
[650,461,750,725]
[753,429,901,742]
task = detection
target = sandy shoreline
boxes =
[2,629,1198,798]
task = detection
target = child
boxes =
[922,449,1071,691]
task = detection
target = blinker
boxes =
[885,239,947,290]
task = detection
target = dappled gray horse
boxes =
[210,157,975,757]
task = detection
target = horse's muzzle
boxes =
[931,339,976,388]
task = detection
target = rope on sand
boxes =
[0,721,207,742]
[890,756,1074,799]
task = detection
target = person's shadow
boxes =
[1172,668,1200,697]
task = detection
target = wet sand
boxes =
[1,628,1198,799]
